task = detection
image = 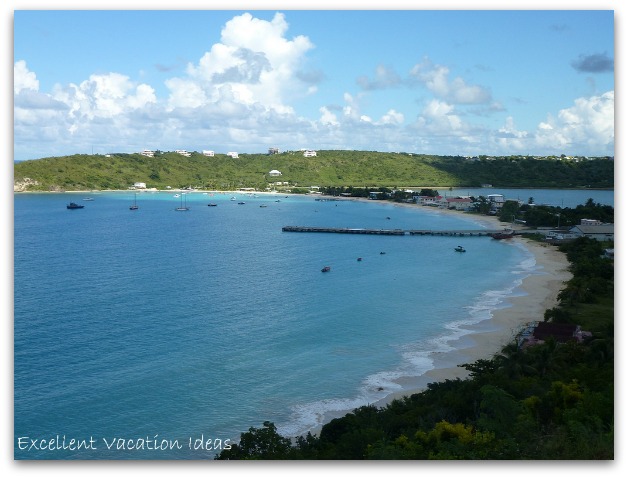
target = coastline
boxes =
[302,198,573,436]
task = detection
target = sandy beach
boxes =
[372,202,573,406]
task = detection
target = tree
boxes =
[215,421,293,460]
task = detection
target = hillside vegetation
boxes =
[14,151,614,192]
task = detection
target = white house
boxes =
[133,182,147,189]
[175,150,191,157]
[227,152,239,158]
[303,150,317,157]
[268,170,282,177]
[203,150,215,157]
[140,150,155,157]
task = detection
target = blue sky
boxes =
[11,5,616,161]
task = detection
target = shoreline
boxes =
[299,198,573,437]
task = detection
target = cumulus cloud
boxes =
[14,60,39,93]
[178,12,315,114]
[409,57,492,104]
[571,53,614,73]
[534,90,614,151]
[52,73,156,120]
[13,13,614,161]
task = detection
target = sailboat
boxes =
[129,193,139,210]
[175,193,190,211]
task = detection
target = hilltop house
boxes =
[227,152,239,158]
[203,150,215,157]
[303,150,317,157]
[268,170,282,177]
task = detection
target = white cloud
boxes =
[12,14,614,161]
[378,109,404,125]
[14,60,39,94]
[533,91,614,152]
[410,57,492,105]
[319,106,339,126]
[173,12,314,114]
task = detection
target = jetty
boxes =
[282,226,512,237]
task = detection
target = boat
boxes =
[259,204,267,208]
[490,229,515,240]
[129,193,139,210]
[174,194,180,198]
[175,193,190,211]
[238,201,246,205]
[66,202,84,209]
[83,197,94,201]
[455,245,466,252]
[357,257,363,261]
[208,203,218,207]
[321,266,331,272]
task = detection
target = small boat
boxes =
[357,257,363,261]
[83,197,94,201]
[129,193,139,210]
[259,204,267,208]
[174,194,180,198]
[66,202,84,209]
[490,229,515,240]
[230,196,237,201]
[321,266,331,272]
[380,251,386,255]
[208,203,218,207]
[238,201,246,205]
[455,246,466,252]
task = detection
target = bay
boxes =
[13,189,611,459]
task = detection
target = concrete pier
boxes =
[282,226,509,237]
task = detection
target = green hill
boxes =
[13,150,614,192]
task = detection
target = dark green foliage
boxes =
[14,152,613,191]
[215,231,614,460]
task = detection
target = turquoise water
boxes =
[13,190,605,459]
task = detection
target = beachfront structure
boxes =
[303,150,317,157]
[227,152,239,158]
[140,150,155,157]
[203,150,215,157]
[568,223,614,241]
[132,182,147,189]
[445,197,473,211]
[413,195,442,206]
[487,194,506,208]
[175,150,191,157]
[268,170,282,177]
